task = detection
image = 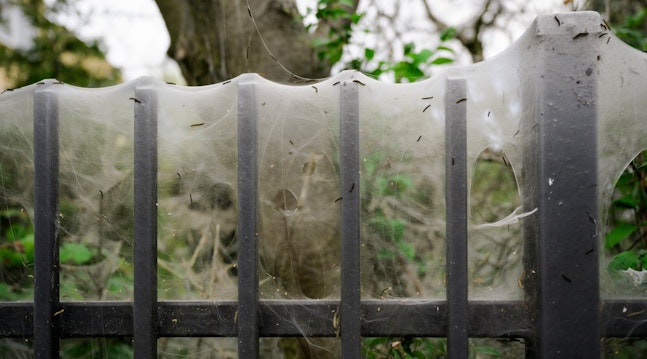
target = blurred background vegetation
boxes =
[2,0,647,358]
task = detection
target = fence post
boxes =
[522,12,601,358]
[445,78,469,358]
[133,77,159,358]
[340,79,361,358]
[33,82,60,358]
[237,74,260,358]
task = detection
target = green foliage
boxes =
[605,9,647,280]
[308,0,361,66]
[59,242,93,265]
[608,251,644,272]
[307,0,455,82]
[606,223,638,249]
[61,338,133,359]
[0,208,34,301]
[606,151,647,273]
[613,8,647,51]
[348,39,455,82]
[362,152,419,266]
[0,0,121,89]
[0,208,34,267]
[605,339,647,358]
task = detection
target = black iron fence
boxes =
[1,11,647,358]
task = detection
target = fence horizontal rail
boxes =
[1,300,646,339]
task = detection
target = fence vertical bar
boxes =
[340,80,361,358]
[33,84,60,358]
[445,78,469,358]
[133,79,159,358]
[522,12,600,358]
[237,75,259,358]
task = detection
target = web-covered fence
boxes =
[1,11,647,358]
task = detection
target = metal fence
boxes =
[1,10,647,358]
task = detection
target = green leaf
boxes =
[412,49,434,64]
[431,57,454,65]
[392,62,424,83]
[60,242,93,265]
[339,0,355,6]
[440,27,456,41]
[605,223,637,248]
[613,194,641,208]
[609,251,641,271]
[436,45,455,54]
[403,43,415,55]
[327,48,343,65]
[364,48,375,61]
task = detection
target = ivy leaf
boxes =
[605,223,637,248]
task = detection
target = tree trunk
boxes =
[155,0,330,85]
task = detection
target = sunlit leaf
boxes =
[413,49,434,64]
[431,57,454,65]
[436,45,455,54]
